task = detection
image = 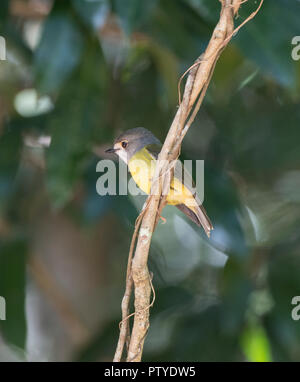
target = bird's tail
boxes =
[176,203,213,238]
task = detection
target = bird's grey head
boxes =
[106,127,161,163]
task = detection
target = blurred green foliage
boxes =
[0,0,300,362]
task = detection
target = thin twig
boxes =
[113,208,147,361]
[177,0,264,105]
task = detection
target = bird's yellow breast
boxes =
[128,148,197,208]
[128,148,155,195]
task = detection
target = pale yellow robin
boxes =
[106,127,213,237]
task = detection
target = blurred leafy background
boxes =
[0,0,300,362]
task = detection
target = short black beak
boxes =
[105,148,116,154]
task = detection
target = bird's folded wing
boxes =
[146,144,200,202]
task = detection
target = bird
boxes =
[106,127,213,237]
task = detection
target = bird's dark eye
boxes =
[121,141,128,149]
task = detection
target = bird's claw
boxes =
[159,216,167,224]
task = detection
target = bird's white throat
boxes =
[116,150,128,164]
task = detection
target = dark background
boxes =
[0,0,300,362]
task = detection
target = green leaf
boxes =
[264,249,300,361]
[241,323,272,362]
[149,0,211,63]
[147,40,179,107]
[161,306,241,361]
[72,0,110,30]
[0,0,9,27]
[235,0,300,88]
[204,165,249,258]
[221,259,252,334]
[34,2,83,93]
[186,0,220,24]
[0,238,27,349]
[114,0,158,35]
[45,37,108,208]
[0,126,23,216]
